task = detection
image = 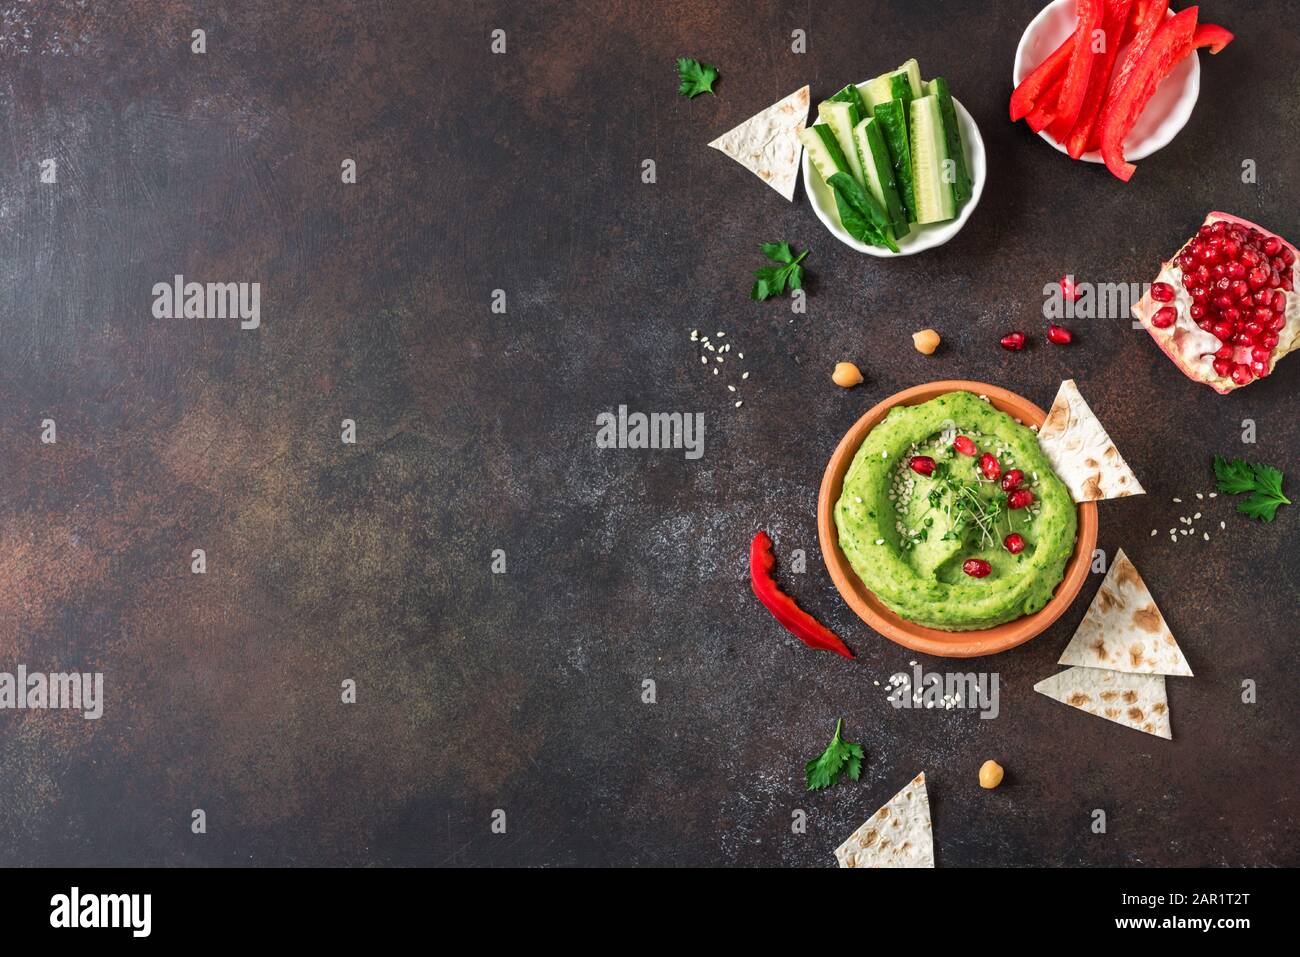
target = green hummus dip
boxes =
[835,391,1077,631]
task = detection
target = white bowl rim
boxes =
[800,93,985,258]
[1012,0,1200,164]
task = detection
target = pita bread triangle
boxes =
[708,86,809,201]
[1034,667,1171,739]
[834,772,934,868]
[1036,379,1144,502]
[1059,549,1192,676]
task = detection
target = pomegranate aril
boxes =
[1047,324,1073,344]
[1252,346,1272,362]
[1190,286,1208,303]
[1231,363,1253,385]
[1261,333,1280,349]
[1249,267,1269,289]
[1223,241,1241,261]
[1244,321,1263,338]
[1214,344,1233,361]
[1254,307,1273,324]
[1211,320,1233,340]
[1267,314,1286,332]
[1283,246,1296,266]
[1001,469,1024,491]
[963,558,992,578]
[1151,306,1177,328]
[909,455,936,476]
[1263,236,1281,256]
[1003,533,1026,555]
[953,435,977,456]
[1007,489,1034,510]
[1222,307,1240,324]
[1251,358,1269,378]
[979,452,1001,480]
[1150,281,1175,302]
[1213,357,1232,377]
[1189,304,1206,321]
[1273,257,1288,274]
[1272,290,1287,311]
[1000,331,1026,351]
[1059,276,1079,300]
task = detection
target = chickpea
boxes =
[912,329,941,355]
[979,759,1004,789]
[832,362,863,388]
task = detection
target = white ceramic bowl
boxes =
[1013,0,1200,163]
[801,90,985,257]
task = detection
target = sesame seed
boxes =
[1173,497,1182,503]
[701,356,707,364]
[1151,529,1157,536]
[712,368,718,375]
[1220,521,1226,529]
[690,330,698,340]
[1203,532,1209,541]
[716,356,723,363]
[734,400,742,408]
[716,331,725,337]
[727,385,735,392]
[1193,512,1201,520]
[1208,492,1217,498]
[875,538,884,545]
[1196,493,1204,499]
[738,353,744,359]
[741,372,749,380]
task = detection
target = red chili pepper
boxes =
[1190,22,1233,54]
[1064,0,1134,158]
[1010,33,1073,121]
[749,530,854,659]
[1087,0,1168,152]
[1099,6,1198,181]
[1046,0,1106,139]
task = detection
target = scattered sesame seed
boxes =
[875,538,885,545]
[1220,520,1226,529]
[1208,492,1217,498]
[734,400,742,407]
[881,450,889,459]
[716,356,723,363]
[690,330,698,341]
[1196,493,1204,499]
[738,353,744,359]
[1203,532,1209,541]
[727,385,735,392]
[1151,529,1157,536]
[1193,512,1201,520]
[741,372,749,380]
[1173,497,1182,503]
[712,368,718,375]
[701,356,707,364]
[716,331,725,337]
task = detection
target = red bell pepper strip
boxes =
[1099,5,1199,181]
[1046,0,1106,139]
[1025,76,1063,133]
[749,530,853,659]
[1191,22,1233,54]
[1064,0,1134,158]
[1087,0,1168,150]
[1009,34,1073,121]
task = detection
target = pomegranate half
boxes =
[1132,212,1299,393]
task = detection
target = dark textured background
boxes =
[0,0,1295,867]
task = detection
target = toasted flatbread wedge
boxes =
[1059,549,1191,676]
[708,86,810,201]
[834,772,934,868]
[1034,667,1171,739]
[1037,379,1144,502]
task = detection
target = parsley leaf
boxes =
[676,58,719,98]
[1213,455,1291,522]
[751,242,808,301]
[805,718,865,792]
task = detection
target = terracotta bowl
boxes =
[817,380,1098,658]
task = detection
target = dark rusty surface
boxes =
[0,0,1295,867]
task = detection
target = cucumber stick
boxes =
[925,77,971,205]
[852,118,908,239]
[862,59,924,110]
[816,100,865,186]
[799,124,852,184]
[872,100,915,223]
[909,95,956,224]
[826,83,869,121]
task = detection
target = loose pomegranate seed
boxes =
[1000,331,1026,351]
[909,455,936,476]
[1059,275,1079,300]
[1151,306,1177,328]
[1007,489,1034,510]
[979,452,1001,480]
[962,558,992,578]
[1150,281,1174,302]
[1003,533,1026,554]
[1231,363,1253,385]
[1047,324,1073,344]
[1001,469,1024,491]
[953,435,977,456]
